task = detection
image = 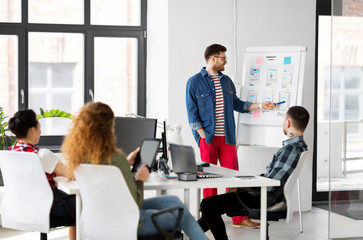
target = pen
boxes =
[276,101,286,105]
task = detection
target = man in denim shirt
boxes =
[186,44,276,228]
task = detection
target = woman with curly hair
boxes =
[63,102,209,239]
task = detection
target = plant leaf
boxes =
[55,109,61,116]
[40,108,45,116]
[59,111,67,117]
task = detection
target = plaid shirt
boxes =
[263,136,307,203]
[9,142,56,189]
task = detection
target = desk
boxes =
[54,177,82,240]
[55,165,279,240]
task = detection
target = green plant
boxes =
[0,107,16,150]
[37,108,73,119]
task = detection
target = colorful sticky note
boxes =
[253,110,261,118]
[256,56,263,65]
[284,57,291,65]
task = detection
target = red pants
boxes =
[199,136,247,224]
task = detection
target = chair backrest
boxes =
[284,150,310,223]
[0,150,53,233]
[74,164,140,240]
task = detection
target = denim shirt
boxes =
[186,68,252,145]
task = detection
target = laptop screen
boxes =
[169,144,198,174]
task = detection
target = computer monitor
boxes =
[114,117,157,154]
[161,121,168,161]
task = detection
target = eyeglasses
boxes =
[214,56,228,62]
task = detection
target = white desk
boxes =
[55,165,279,240]
[54,177,82,240]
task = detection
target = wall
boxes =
[235,0,316,211]
[147,0,169,122]
[148,0,316,212]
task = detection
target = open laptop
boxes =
[169,144,223,178]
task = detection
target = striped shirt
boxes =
[211,74,225,136]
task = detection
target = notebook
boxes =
[169,144,223,178]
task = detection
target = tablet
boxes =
[132,138,161,172]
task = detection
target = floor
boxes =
[1,207,362,240]
[317,172,363,192]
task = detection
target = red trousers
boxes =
[199,136,247,224]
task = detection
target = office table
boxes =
[55,165,280,240]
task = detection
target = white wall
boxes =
[147,0,169,122]
[148,0,316,212]
[148,0,235,153]
[235,0,316,211]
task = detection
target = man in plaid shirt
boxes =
[198,106,310,240]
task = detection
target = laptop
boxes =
[169,144,223,178]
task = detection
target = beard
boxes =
[213,64,225,72]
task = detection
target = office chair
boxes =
[0,151,74,240]
[227,151,310,239]
[74,164,183,240]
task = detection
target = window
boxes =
[315,0,363,203]
[0,35,18,118]
[28,0,84,24]
[323,67,363,124]
[0,0,147,145]
[94,37,138,116]
[91,0,141,26]
[0,0,21,23]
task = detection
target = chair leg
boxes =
[266,222,270,240]
[40,233,47,240]
[297,178,303,233]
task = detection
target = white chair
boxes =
[227,150,311,236]
[74,164,184,240]
[74,164,140,240]
[283,150,311,232]
[0,150,75,240]
[0,151,53,234]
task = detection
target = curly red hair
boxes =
[62,102,120,175]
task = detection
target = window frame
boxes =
[0,0,147,149]
[313,0,342,201]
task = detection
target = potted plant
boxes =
[36,108,73,120]
[0,107,17,186]
[36,108,73,136]
[0,107,16,150]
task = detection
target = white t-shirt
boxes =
[38,148,59,174]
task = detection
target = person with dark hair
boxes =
[8,109,76,240]
[197,106,310,240]
[186,43,276,228]
[63,102,210,239]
